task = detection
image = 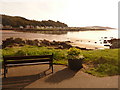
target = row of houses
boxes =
[0,24,69,29]
[20,25,68,29]
[0,24,83,30]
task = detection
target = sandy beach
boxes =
[70,42,109,49]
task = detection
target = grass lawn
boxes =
[82,49,119,76]
[1,45,119,77]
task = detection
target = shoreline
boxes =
[70,42,109,50]
[1,28,108,32]
[1,30,111,50]
[2,37,109,50]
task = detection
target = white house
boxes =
[0,24,3,29]
[19,26,24,29]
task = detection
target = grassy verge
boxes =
[1,45,119,77]
[82,49,119,76]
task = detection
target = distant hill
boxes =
[1,14,68,28]
[84,26,115,29]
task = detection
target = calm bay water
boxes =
[67,29,118,46]
[1,29,118,49]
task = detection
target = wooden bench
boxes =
[3,54,53,78]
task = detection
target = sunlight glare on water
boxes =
[67,29,118,41]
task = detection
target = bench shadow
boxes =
[2,70,51,89]
[45,68,78,84]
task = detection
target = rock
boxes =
[51,41,58,45]
[2,38,73,49]
[2,37,15,48]
[33,39,40,46]
[59,42,72,49]
[25,40,37,46]
[41,39,51,46]
[65,41,71,43]
[75,46,87,50]
[58,45,64,49]
[26,40,34,45]
[6,37,14,41]
[107,39,120,49]
[14,38,25,44]
[103,40,107,43]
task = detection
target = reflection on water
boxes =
[1,30,68,41]
[67,29,118,46]
[1,29,118,49]
[37,31,67,35]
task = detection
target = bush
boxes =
[67,48,83,59]
[68,47,81,56]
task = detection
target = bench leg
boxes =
[48,64,53,73]
[43,71,46,76]
[6,67,8,73]
[51,65,53,73]
[4,67,7,78]
[49,64,53,73]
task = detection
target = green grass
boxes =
[1,45,68,63]
[81,49,119,76]
[1,45,119,77]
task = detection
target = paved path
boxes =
[1,65,118,88]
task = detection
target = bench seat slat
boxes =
[6,62,50,67]
[3,55,52,60]
[6,59,51,64]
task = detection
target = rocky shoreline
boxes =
[1,37,90,50]
[1,37,119,50]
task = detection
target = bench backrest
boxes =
[3,54,53,65]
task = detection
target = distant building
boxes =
[26,25,30,29]
[49,26,53,28]
[19,26,24,29]
[26,25,35,29]
[36,26,40,29]
[4,25,12,28]
[0,24,3,29]
[40,27,45,29]
[30,25,34,29]
[45,26,49,29]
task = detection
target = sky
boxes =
[0,0,119,28]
